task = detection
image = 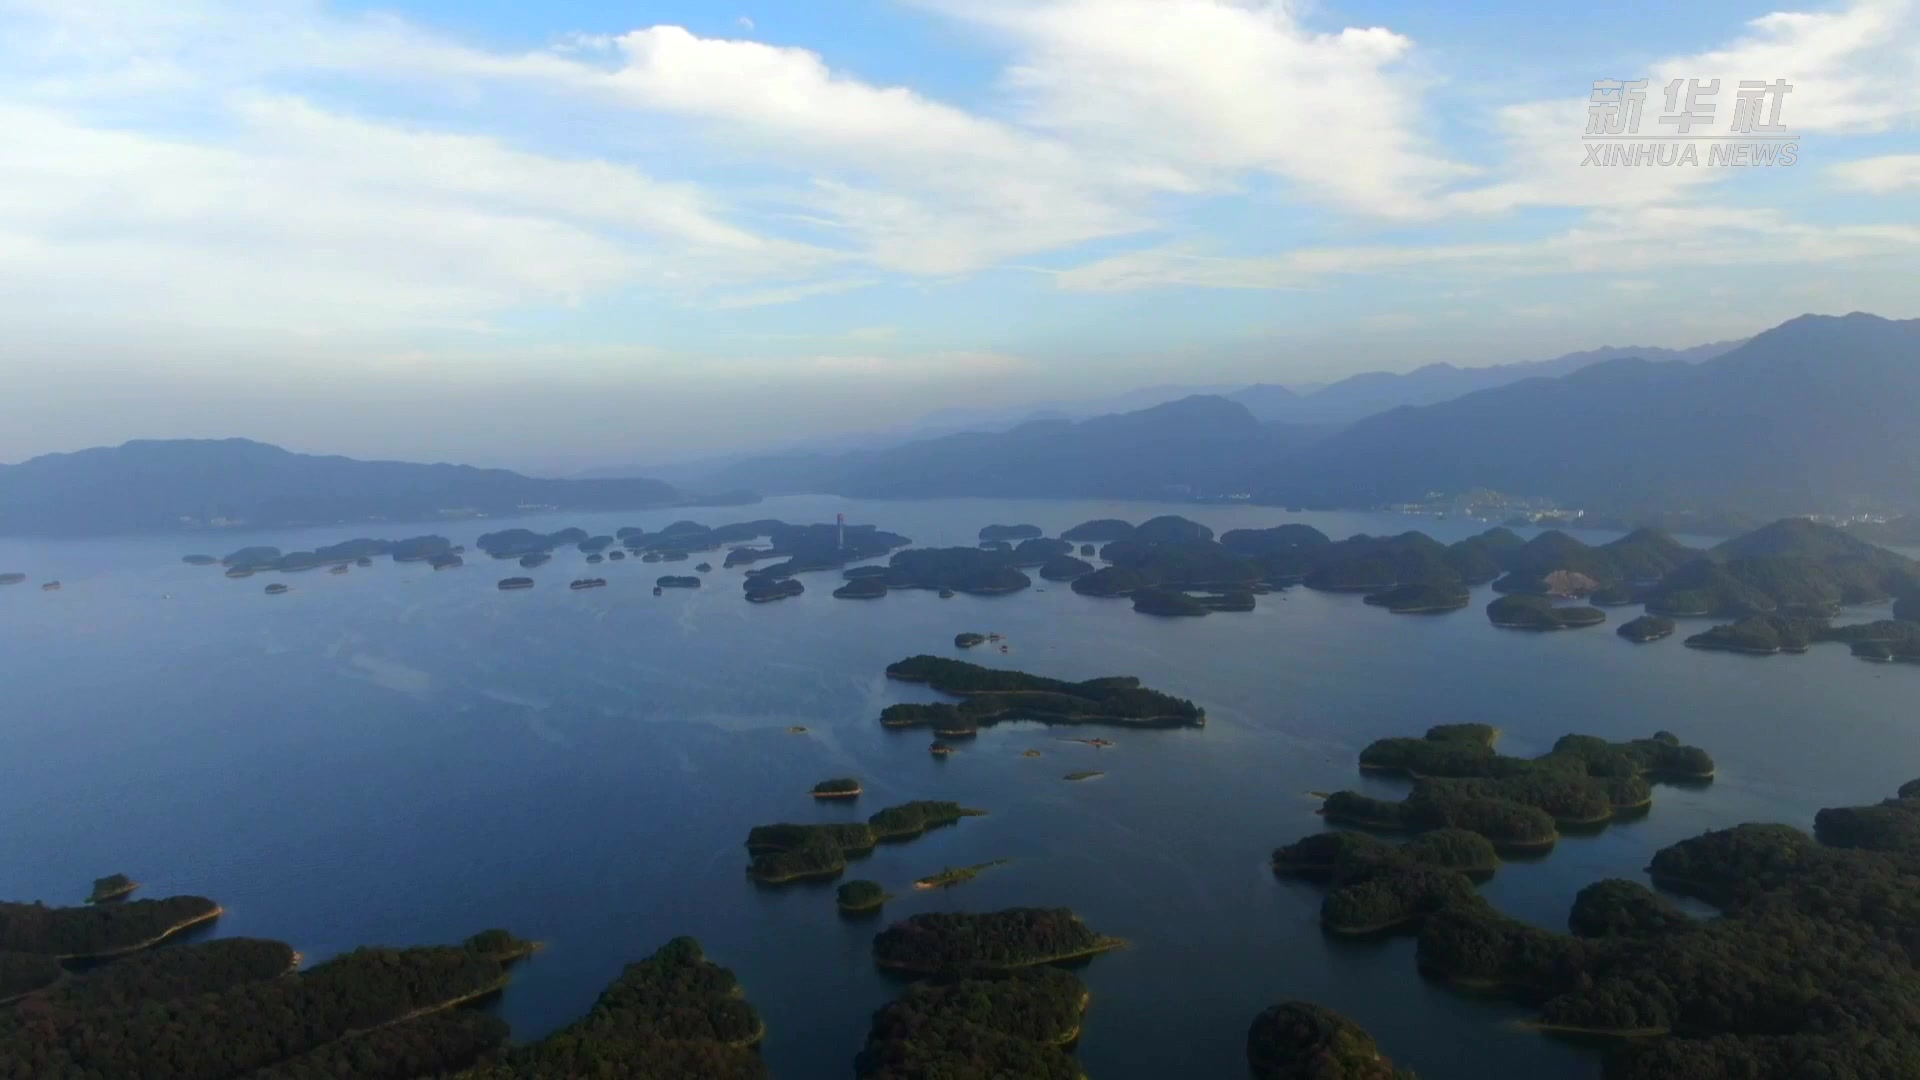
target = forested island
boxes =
[871,908,1123,973]
[1247,1001,1414,1079]
[745,801,985,884]
[1641,517,1919,618]
[1312,725,1713,853]
[1255,752,1920,1076]
[1346,778,1920,1077]
[856,967,1089,1079]
[461,936,766,1078]
[657,575,701,589]
[0,573,21,586]
[217,535,454,573]
[1486,594,1606,630]
[811,778,861,799]
[496,577,533,591]
[880,655,1204,730]
[1616,614,1674,642]
[837,880,891,913]
[743,578,804,603]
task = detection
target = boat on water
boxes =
[570,578,608,591]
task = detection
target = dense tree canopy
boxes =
[0,942,509,1078]
[0,896,219,958]
[856,968,1088,1080]
[468,936,767,1080]
[872,908,1120,974]
[1485,594,1606,630]
[1247,1002,1414,1079]
[1616,614,1674,642]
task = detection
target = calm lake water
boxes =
[2,496,1916,1078]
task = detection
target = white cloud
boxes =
[1445,0,1920,215]
[0,98,835,337]
[1831,154,1920,192]
[921,0,1467,218]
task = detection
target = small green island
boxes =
[179,555,218,567]
[1272,829,1497,935]
[811,777,862,800]
[744,577,804,603]
[1617,614,1675,642]
[832,575,888,599]
[1684,614,1811,655]
[913,859,1009,890]
[1064,770,1104,782]
[836,880,892,913]
[856,967,1090,1079]
[745,801,985,884]
[656,575,701,589]
[1363,582,1470,614]
[871,907,1124,974]
[263,583,290,595]
[1038,554,1095,581]
[954,632,988,649]
[497,576,534,591]
[86,873,139,905]
[1486,593,1606,630]
[880,655,1204,731]
[1247,1002,1413,1079]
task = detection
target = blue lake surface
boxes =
[3,496,1917,1078]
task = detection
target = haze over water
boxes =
[3,496,1916,1078]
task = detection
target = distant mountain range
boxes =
[595,338,1741,483]
[1226,339,1742,425]
[0,439,680,536]
[1272,313,1920,516]
[699,313,1916,519]
[710,396,1311,500]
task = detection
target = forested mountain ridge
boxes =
[709,395,1316,500]
[1268,312,1920,516]
[694,314,1915,519]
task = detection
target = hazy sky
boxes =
[2,0,1917,472]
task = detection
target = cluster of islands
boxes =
[19,611,1920,1078]
[12,504,1918,681]
[1274,722,1920,1078]
[12,510,1899,677]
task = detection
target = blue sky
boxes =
[1,0,1916,471]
